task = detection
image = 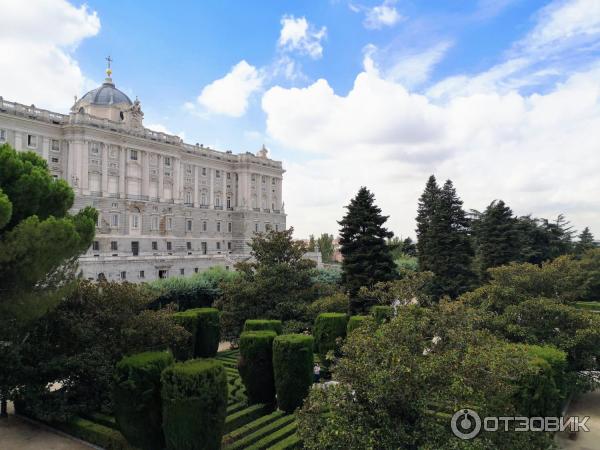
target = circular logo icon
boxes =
[451,409,481,440]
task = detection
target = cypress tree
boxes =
[415,177,476,299]
[338,187,396,312]
[473,200,520,278]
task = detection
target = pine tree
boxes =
[575,227,596,255]
[338,187,397,312]
[415,177,476,299]
[473,200,520,278]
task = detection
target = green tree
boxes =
[215,228,319,341]
[338,187,397,311]
[575,227,596,255]
[0,143,96,416]
[472,200,520,279]
[402,237,416,257]
[307,234,316,252]
[416,177,476,299]
[317,233,334,262]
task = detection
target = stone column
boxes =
[119,146,126,198]
[223,169,227,208]
[142,151,150,198]
[101,144,108,195]
[173,158,180,203]
[193,166,199,207]
[267,176,273,211]
[70,140,83,192]
[81,140,89,193]
[42,137,50,161]
[158,155,164,201]
[14,133,22,151]
[238,170,247,209]
[277,177,283,210]
[209,168,214,207]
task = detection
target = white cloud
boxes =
[263,63,600,239]
[364,1,403,29]
[0,0,100,111]
[278,15,327,59]
[196,60,263,117]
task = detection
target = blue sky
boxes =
[2,0,600,239]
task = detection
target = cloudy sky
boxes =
[1,0,599,239]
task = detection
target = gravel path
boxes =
[556,390,600,450]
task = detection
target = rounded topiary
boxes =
[347,315,369,334]
[371,305,393,324]
[243,319,283,335]
[113,351,174,450]
[238,330,277,404]
[313,313,348,357]
[272,334,314,413]
[173,307,220,358]
[161,359,228,450]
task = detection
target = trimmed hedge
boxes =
[161,359,228,450]
[371,305,393,324]
[273,334,314,413]
[224,403,272,434]
[173,307,220,358]
[113,351,174,450]
[55,417,133,450]
[238,331,277,404]
[514,344,568,417]
[243,319,283,335]
[347,315,369,334]
[313,313,348,357]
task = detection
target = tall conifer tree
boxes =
[575,227,596,255]
[473,200,520,279]
[338,187,396,312]
[415,177,476,299]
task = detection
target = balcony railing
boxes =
[214,205,223,210]
[199,205,209,209]
[253,208,260,212]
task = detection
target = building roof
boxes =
[79,78,132,106]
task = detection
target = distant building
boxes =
[0,62,286,281]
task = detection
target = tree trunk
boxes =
[0,397,7,418]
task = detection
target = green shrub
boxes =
[172,307,220,358]
[513,344,568,417]
[307,293,349,320]
[113,351,174,450]
[313,313,348,357]
[161,359,228,450]
[223,403,272,434]
[347,315,369,334]
[238,331,277,404]
[243,319,283,335]
[147,266,238,310]
[272,334,314,413]
[371,305,393,324]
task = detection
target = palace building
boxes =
[0,63,286,281]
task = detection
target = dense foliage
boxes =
[238,330,277,404]
[113,351,174,450]
[161,359,228,450]
[338,187,397,309]
[16,281,189,421]
[216,228,325,341]
[272,334,314,413]
[172,307,220,358]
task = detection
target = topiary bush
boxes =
[243,319,283,335]
[238,331,277,404]
[272,334,314,413]
[313,313,348,357]
[371,305,393,324]
[161,359,228,450]
[347,315,369,334]
[172,307,220,359]
[113,351,174,450]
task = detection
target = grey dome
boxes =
[80,79,132,106]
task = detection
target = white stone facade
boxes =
[0,74,286,281]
